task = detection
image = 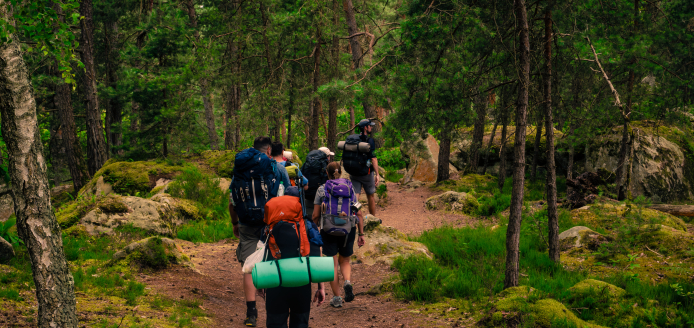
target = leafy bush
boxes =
[475,193,512,216]
[378,147,407,171]
[177,219,236,243]
[0,215,21,246]
[167,166,229,220]
[385,170,404,183]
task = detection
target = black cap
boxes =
[358,119,376,128]
[285,186,301,197]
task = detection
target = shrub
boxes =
[177,219,236,243]
[167,166,230,220]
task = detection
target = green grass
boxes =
[176,219,236,243]
[167,165,230,220]
[384,170,404,183]
[393,210,694,327]
[0,288,23,301]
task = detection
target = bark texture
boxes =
[470,91,488,173]
[326,0,340,151]
[0,4,78,326]
[544,9,559,263]
[482,119,498,174]
[104,20,123,155]
[309,32,321,151]
[81,0,108,175]
[530,115,543,181]
[343,0,382,147]
[504,0,530,290]
[498,99,509,193]
[437,125,452,182]
[54,82,89,192]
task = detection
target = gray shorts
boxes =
[236,224,264,263]
[350,172,376,195]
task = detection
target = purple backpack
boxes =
[321,179,357,241]
[323,178,356,216]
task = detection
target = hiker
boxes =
[270,142,295,193]
[301,148,330,219]
[344,119,380,215]
[229,136,290,327]
[275,144,308,190]
[311,162,366,308]
[318,147,334,162]
[263,186,325,328]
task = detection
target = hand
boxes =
[233,224,240,239]
[358,235,365,247]
[257,289,266,300]
[374,173,379,186]
[314,289,326,306]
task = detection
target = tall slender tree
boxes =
[0,3,77,326]
[81,0,108,174]
[504,0,530,289]
[544,6,559,263]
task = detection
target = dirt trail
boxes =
[145,181,474,327]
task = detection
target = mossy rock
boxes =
[558,226,610,251]
[571,203,687,232]
[635,224,694,256]
[568,279,626,301]
[62,224,88,238]
[425,191,479,214]
[56,197,97,229]
[97,195,128,214]
[200,150,236,178]
[79,161,183,196]
[112,237,191,270]
[485,286,606,328]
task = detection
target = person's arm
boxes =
[371,158,379,185]
[313,282,326,306]
[356,209,365,247]
[312,204,321,224]
[230,203,240,238]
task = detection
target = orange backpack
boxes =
[263,196,310,259]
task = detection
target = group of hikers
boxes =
[228,119,380,327]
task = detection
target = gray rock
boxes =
[112,237,195,270]
[425,191,480,214]
[354,225,431,266]
[363,214,382,232]
[401,134,457,184]
[0,236,15,263]
[558,226,609,251]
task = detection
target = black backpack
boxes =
[301,150,329,202]
[229,148,279,225]
[342,134,371,177]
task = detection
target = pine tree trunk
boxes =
[0,5,78,325]
[504,0,530,290]
[567,124,575,191]
[470,92,488,174]
[224,1,241,151]
[55,82,89,192]
[437,125,452,182]
[544,8,559,263]
[349,105,355,128]
[499,107,509,193]
[286,78,294,149]
[530,115,543,182]
[81,0,108,175]
[342,0,382,147]
[309,32,321,151]
[482,119,498,175]
[327,0,339,151]
[105,20,123,156]
[616,70,634,201]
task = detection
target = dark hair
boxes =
[271,142,284,157]
[253,136,272,152]
[326,162,342,180]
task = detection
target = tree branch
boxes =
[584,36,627,119]
[343,56,388,89]
[336,117,385,136]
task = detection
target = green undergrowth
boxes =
[392,207,694,327]
[0,227,209,326]
[199,150,236,178]
[167,165,230,220]
[177,219,236,243]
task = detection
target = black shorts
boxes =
[265,284,311,328]
[321,227,356,257]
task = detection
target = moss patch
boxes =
[568,279,626,300]
[97,194,129,214]
[571,203,687,232]
[425,191,479,214]
[55,196,97,229]
[80,161,183,196]
[200,150,236,178]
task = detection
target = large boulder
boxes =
[79,160,183,197]
[425,191,479,214]
[112,236,193,270]
[354,225,431,266]
[401,134,458,184]
[0,236,14,263]
[586,123,694,202]
[80,194,200,235]
[558,226,610,251]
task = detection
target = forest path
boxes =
[144,181,476,327]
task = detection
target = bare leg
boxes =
[330,256,341,296]
[367,193,376,215]
[329,255,353,297]
[244,273,256,302]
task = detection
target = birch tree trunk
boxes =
[504,0,530,290]
[81,0,108,175]
[544,8,559,263]
[0,4,78,326]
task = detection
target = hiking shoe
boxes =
[243,315,257,327]
[344,280,355,302]
[330,296,344,308]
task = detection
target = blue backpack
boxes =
[230,148,279,225]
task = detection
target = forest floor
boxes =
[143,181,479,327]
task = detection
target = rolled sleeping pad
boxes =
[251,257,335,289]
[307,256,335,283]
[337,141,371,153]
[252,261,281,289]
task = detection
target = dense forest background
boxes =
[1,0,693,192]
